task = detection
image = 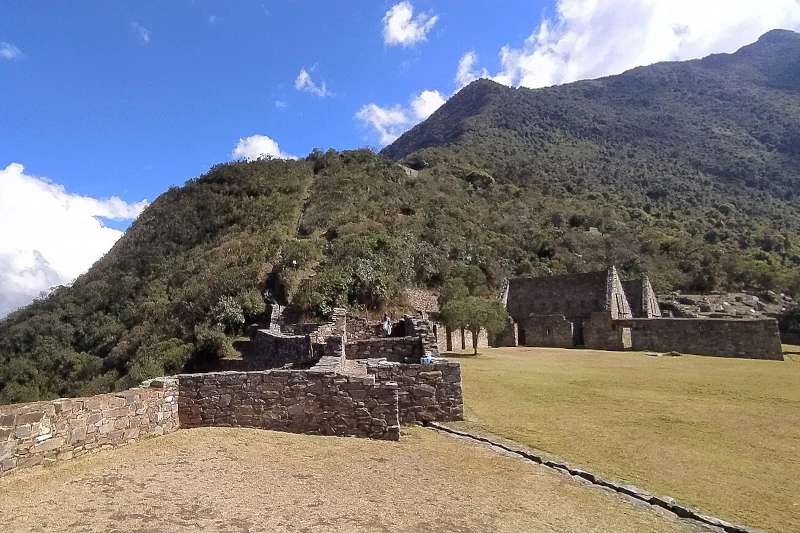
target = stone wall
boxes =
[641,277,662,318]
[178,370,400,440]
[365,361,463,423]
[584,312,631,351]
[346,316,384,341]
[248,329,314,368]
[616,318,784,360]
[404,316,440,357]
[310,308,346,342]
[507,270,610,321]
[346,337,422,363]
[520,315,574,348]
[0,378,179,477]
[493,316,518,347]
[606,267,633,319]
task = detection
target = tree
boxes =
[780,304,800,334]
[440,296,509,354]
[437,278,469,309]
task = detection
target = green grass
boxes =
[457,347,800,533]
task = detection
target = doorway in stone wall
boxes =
[572,322,585,347]
[518,326,526,346]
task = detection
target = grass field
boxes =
[455,348,800,533]
[0,427,707,533]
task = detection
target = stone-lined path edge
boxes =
[424,422,766,533]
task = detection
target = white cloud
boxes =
[358,0,800,145]
[410,90,446,120]
[355,89,446,145]
[0,163,148,318]
[455,51,490,88]
[0,42,23,60]
[232,134,296,160]
[295,68,332,98]
[383,1,439,47]
[208,15,218,25]
[355,104,411,145]
[130,22,150,45]
[480,0,800,89]
[275,100,288,109]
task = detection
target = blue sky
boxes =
[0,0,543,204]
[2,0,800,316]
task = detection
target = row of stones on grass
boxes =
[426,423,765,533]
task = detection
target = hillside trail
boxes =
[254,171,317,338]
[294,172,314,240]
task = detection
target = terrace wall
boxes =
[0,378,179,477]
[178,371,400,440]
[617,318,784,360]
[346,336,422,363]
[365,361,463,423]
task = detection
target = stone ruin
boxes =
[495,267,784,361]
[0,309,463,478]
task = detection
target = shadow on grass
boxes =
[442,352,480,359]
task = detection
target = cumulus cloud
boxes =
[355,89,446,145]
[382,1,439,47]
[0,42,23,60]
[410,90,447,121]
[455,51,490,89]
[0,163,148,318]
[358,0,800,145]
[232,134,296,160]
[130,22,150,44]
[473,0,800,89]
[355,104,411,146]
[295,68,332,98]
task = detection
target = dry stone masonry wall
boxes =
[346,336,422,362]
[346,316,384,341]
[178,370,401,440]
[617,318,784,360]
[1,306,465,477]
[366,361,463,423]
[0,378,179,477]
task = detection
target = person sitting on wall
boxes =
[382,312,392,336]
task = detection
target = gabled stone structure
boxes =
[501,267,631,348]
[496,267,783,360]
[622,277,662,318]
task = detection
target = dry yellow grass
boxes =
[456,347,800,533]
[0,426,708,533]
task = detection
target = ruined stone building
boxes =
[497,267,784,361]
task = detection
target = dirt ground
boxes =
[0,427,708,533]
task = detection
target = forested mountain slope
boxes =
[2,31,800,404]
[383,29,800,291]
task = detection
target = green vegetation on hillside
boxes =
[384,30,800,295]
[0,160,309,402]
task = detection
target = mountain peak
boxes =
[756,28,800,43]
